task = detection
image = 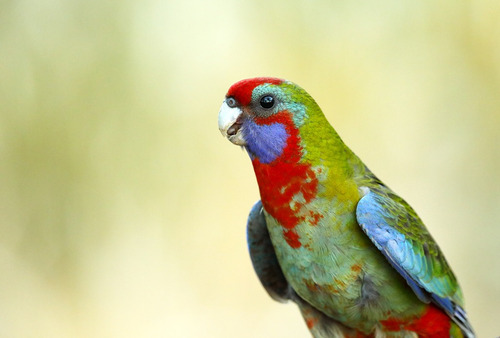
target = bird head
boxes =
[218,77,322,164]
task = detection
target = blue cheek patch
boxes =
[244,121,288,164]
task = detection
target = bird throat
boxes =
[249,113,322,249]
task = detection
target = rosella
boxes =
[218,77,474,337]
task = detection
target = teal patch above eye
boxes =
[252,84,308,127]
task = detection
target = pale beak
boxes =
[218,100,246,146]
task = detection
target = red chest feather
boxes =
[252,160,318,230]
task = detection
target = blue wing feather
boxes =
[355,193,431,303]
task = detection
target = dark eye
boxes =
[226,97,237,107]
[259,95,275,109]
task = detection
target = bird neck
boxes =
[249,112,360,232]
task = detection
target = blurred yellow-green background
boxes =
[1,0,499,337]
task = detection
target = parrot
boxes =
[217,77,475,337]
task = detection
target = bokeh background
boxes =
[1,0,499,337]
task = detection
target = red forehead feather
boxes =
[226,77,283,106]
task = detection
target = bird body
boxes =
[218,77,474,337]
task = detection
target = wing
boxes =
[356,189,474,337]
[247,200,290,302]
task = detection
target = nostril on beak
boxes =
[227,122,241,136]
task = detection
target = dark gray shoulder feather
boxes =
[247,200,289,302]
